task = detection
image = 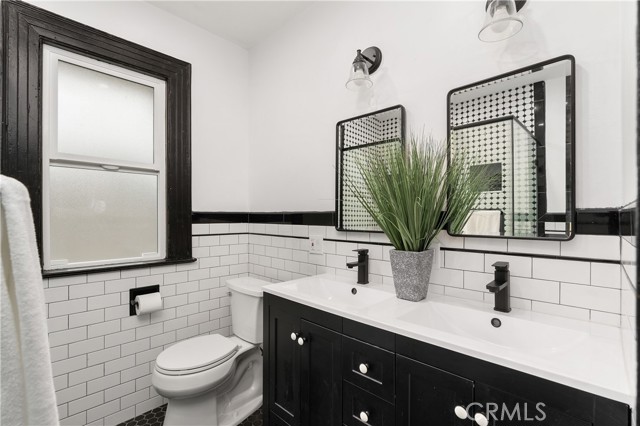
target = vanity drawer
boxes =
[342,335,395,402]
[343,381,395,426]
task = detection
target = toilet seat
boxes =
[152,335,256,400]
[156,335,239,376]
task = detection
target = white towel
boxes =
[462,210,502,236]
[1,176,59,426]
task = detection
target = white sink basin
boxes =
[398,300,588,355]
[264,274,632,405]
[274,276,395,311]
[270,275,588,355]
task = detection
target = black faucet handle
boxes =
[486,280,507,292]
[492,261,509,271]
[353,249,369,255]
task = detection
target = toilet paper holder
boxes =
[129,285,160,316]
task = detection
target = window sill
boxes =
[42,257,197,278]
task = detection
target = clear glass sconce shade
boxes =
[346,51,373,90]
[478,0,524,42]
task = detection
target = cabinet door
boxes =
[474,384,592,426]
[396,355,474,426]
[343,381,395,426]
[268,305,300,425]
[300,319,343,426]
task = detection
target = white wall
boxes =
[26,1,636,213]
[29,0,251,212]
[621,0,638,205]
[545,75,567,212]
[248,1,634,212]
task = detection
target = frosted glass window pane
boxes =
[57,61,154,164]
[49,167,158,264]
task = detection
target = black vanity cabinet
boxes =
[266,294,343,426]
[396,355,473,426]
[395,354,598,426]
[263,293,631,426]
[396,334,631,426]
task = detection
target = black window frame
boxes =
[1,0,193,277]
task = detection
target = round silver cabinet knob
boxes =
[474,413,489,426]
[454,405,467,420]
[358,363,369,375]
[290,332,298,341]
[359,411,369,423]
[297,336,306,346]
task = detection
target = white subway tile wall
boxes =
[46,227,247,426]
[45,222,624,425]
[246,225,623,326]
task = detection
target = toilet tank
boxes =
[227,277,269,344]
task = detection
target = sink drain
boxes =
[491,318,502,328]
[351,288,358,295]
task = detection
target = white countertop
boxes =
[264,274,635,406]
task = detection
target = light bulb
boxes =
[352,69,366,80]
[491,5,511,32]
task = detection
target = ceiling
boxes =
[148,1,314,49]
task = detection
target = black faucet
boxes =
[346,249,369,284]
[486,261,511,313]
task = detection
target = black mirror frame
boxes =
[335,104,406,233]
[446,55,576,241]
[1,0,194,275]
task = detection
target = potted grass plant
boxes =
[349,134,491,302]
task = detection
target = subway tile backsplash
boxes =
[240,223,625,325]
[45,220,628,425]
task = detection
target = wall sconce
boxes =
[345,46,382,91]
[478,0,527,42]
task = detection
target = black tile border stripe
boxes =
[192,211,335,226]
[619,207,636,239]
[575,208,622,236]
[192,212,250,223]
[440,247,621,265]
[193,209,626,236]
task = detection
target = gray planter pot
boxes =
[389,249,434,302]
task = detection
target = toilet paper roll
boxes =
[135,292,163,315]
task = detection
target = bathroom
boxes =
[0,0,637,425]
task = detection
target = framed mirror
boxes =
[447,55,575,240]
[336,105,405,232]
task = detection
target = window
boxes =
[41,45,167,270]
[2,0,192,276]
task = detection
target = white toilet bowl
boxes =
[152,277,268,426]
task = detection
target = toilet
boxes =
[152,277,269,426]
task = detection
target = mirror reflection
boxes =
[336,105,405,232]
[448,56,575,240]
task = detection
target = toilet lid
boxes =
[227,277,269,297]
[156,335,239,373]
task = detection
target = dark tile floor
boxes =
[117,405,263,426]
[118,405,166,426]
